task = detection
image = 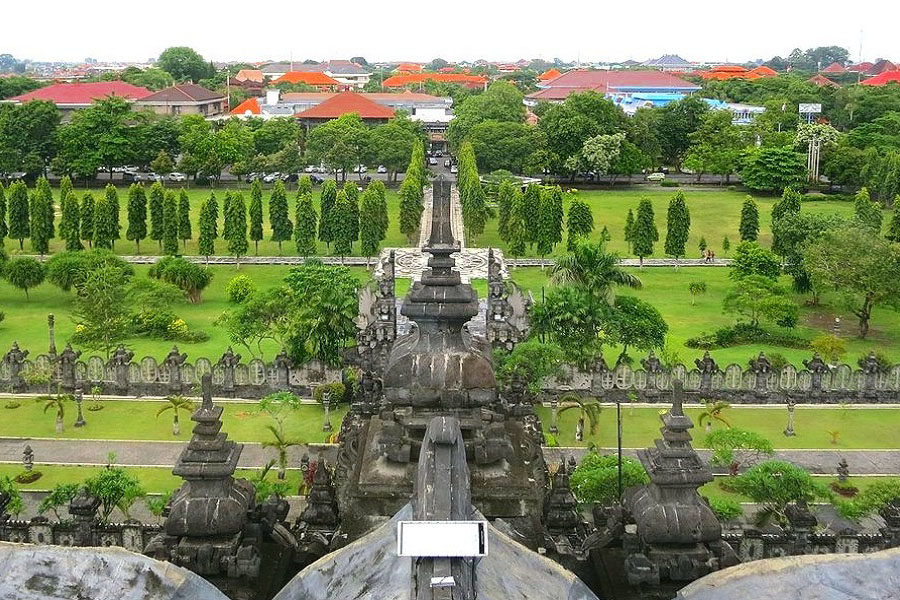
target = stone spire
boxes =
[165,373,255,537]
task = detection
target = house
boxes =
[293,91,394,126]
[643,54,693,71]
[525,70,700,106]
[234,69,265,84]
[847,62,874,73]
[3,81,151,118]
[860,70,900,86]
[135,84,226,117]
[271,72,341,90]
[229,96,263,117]
[382,73,489,90]
[538,68,562,82]
[865,59,898,76]
[821,62,847,74]
[749,65,778,77]
[394,63,423,73]
[807,74,841,88]
[699,65,757,80]
[260,62,294,80]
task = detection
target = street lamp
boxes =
[322,390,333,433]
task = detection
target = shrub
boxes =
[313,382,346,404]
[837,479,900,521]
[767,352,789,371]
[810,334,846,364]
[46,249,133,293]
[226,274,256,304]
[3,257,46,300]
[570,452,650,505]
[544,433,559,447]
[686,324,809,351]
[4,400,19,409]
[660,180,680,187]
[857,352,891,371]
[149,256,212,303]
[15,470,42,484]
[707,496,743,521]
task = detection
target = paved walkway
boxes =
[2,438,898,476]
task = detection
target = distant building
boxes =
[394,63,423,73]
[3,81,151,118]
[847,62,874,73]
[865,59,898,76]
[135,83,226,117]
[821,62,847,74]
[538,68,562,81]
[293,91,394,125]
[525,69,700,105]
[807,74,841,88]
[270,71,341,90]
[860,70,900,86]
[382,73,489,90]
[643,54,693,71]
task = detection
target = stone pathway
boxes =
[2,437,899,476]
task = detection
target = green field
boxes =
[0,398,346,442]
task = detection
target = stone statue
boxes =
[108,345,134,393]
[862,352,882,392]
[749,352,773,392]
[695,351,719,392]
[837,458,850,483]
[641,351,663,390]
[273,348,291,387]
[58,344,82,390]
[22,445,33,472]
[3,342,29,391]
[803,353,829,394]
[162,346,188,393]
[216,347,242,395]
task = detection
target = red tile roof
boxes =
[533,70,699,94]
[866,59,898,76]
[382,73,488,88]
[807,74,840,88]
[860,70,900,86]
[821,62,847,74]
[539,68,562,81]
[9,81,151,105]
[282,91,443,103]
[138,83,223,103]
[293,91,395,119]
[272,71,340,85]
[847,62,874,72]
[229,96,262,115]
[395,63,423,73]
[750,65,778,77]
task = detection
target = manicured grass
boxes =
[478,188,862,258]
[0,263,373,360]
[538,405,900,449]
[0,463,303,496]
[699,475,897,504]
[0,398,347,443]
[510,267,900,364]
[5,183,406,258]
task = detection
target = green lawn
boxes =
[509,267,900,364]
[0,463,303,496]
[0,398,347,443]
[538,405,900,449]
[0,264,373,360]
[4,184,407,258]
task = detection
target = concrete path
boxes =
[2,437,899,476]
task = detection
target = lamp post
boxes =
[74,386,86,428]
[783,400,796,437]
[616,395,623,502]
[322,390,333,433]
[549,396,559,435]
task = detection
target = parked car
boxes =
[443,159,452,168]
[428,157,438,165]
[645,172,666,182]
[435,151,443,157]
[284,173,299,183]
[168,172,187,182]
[353,165,368,173]
[150,173,165,182]
[450,165,458,174]
[376,165,387,173]
[310,175,324,184]
[304,165,317,173]
[262,172,281,183]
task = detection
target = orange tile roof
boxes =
[381,73,489,87]
[539,68,562,81]
[395,63,423,72]
[235,69,264,83]
[272,71,340,85]
[749,65,778,77]
[229,96,261,115]
[860,70,900,86]
[293,91,395,119]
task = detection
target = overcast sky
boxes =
[4,0,897,65]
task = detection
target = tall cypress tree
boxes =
[623,208,635,253]
[177,189,192,249]
[8,181,29,250]
[496,179,515,244]
[30,178,53,257]
[60,186,82,251]
[886,196,900,243]
[297,175,313,197]
[126,183,147,253]
[57,177,72,245]
[269,180,292,255]
[771,187,802,256]
[93,192,115,250]
[566,196,594,250]
[224,191,248,265]
[198,193,218,263]
[506,190,528,259]
[294,192,318,257]
[521,184,542,246]
[163,190,179,255]
[0,183,7,243]
[332,190,354,261]
[319,179,337,248]
[342,181,359,251]
[80,192,95,248]
[536,186,564,263]
[399,177,423,244]
[359,186,382,265]
[664,190,691,264]
[104,184,120,247]
[368,179,388,242]
[632,197,658,266]
[149,181,165,251]
[249,179,264,254]
[739,196,760,242]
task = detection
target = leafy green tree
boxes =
[739,195,760,242]
[162,190,179,255]
[536,186,564,263]
[706,428,775,476]
[306,113,371,181]
[723,274,799,328]
[126,183,147,253]
[698,236,707,256]
[623,208,635,253]
[29,177,54,256]
[657,95,709,167]
[567,132,624,177]
[7,181,29,250]
[806,226,900,337]
[740,145,807,193]
[632,197,658,265]
[84,463,145,522]
[149,256,212,303]
[688,280,707,306]
[771,187,803,257]
[565,194,594,250]
[80,192,95,248]
[551,242,641,304]
[570,452,649,505]
[0,476,23,517]
[37,483,80,520]
[664,190,690,263]
[530,286,608,367]
[722,235,731,256]
[698,400,731,432]
[468,120,537,173]
[155,394,194,436]
[370,117,421,182]
[837,479,900,521]
[359,185,383,264]
[398,177,424,244]
[252,117,301,156]
[262,424,301,480]
[887,196,900,243]
[224,191,249,265]
[446,81,525,149]
[55,97,134,179]
[268,182,294,257]
[3,256,45,300]
[332,190,354,261]
[318,179,337,248]
[70,265,132,357]
[157,46,213,82]
[148,181,165,250]
[494,339,563,395]
[294,192,318,257]
[853,187,883,232]
[683,109,745,182]
[92,192,116,250]
[342,181,360,249]
[605,295,668,364]
[197,193,218,262]
[177,189,191,249]
[248,179,263,254]
[149,150,174,175]
[729,241,781,280]
[731,460,832,526]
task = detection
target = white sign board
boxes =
[397,521,488,557]
[799,103,822,114]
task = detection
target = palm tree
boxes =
[550,243,642,304]
[156,394,195,436]
[262,425,301,480]
[698,400,731,433]
[558,393,603,442]
[40,395,67,433]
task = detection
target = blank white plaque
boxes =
[397,521,488,557]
